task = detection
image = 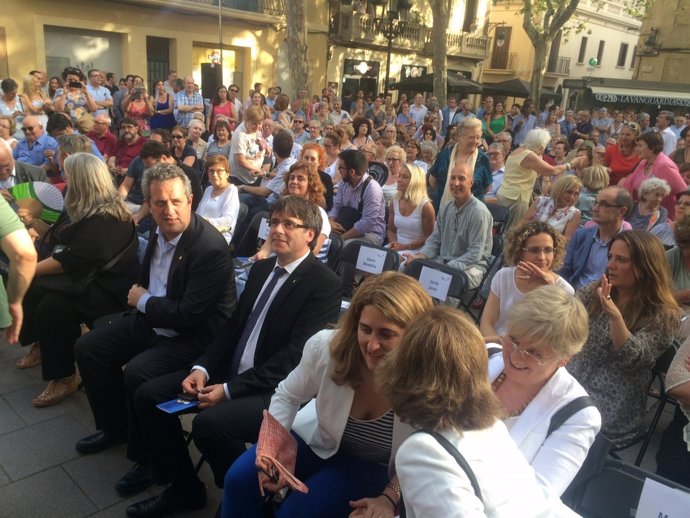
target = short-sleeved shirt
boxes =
[230,122,265,185]
[0,197,25,327]
[86,130,117,159]
[112,136,147,169]
[13,133,58,168]
[86,84,113,118]
[174,91,203,127]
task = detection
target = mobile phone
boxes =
[68,81,82,89]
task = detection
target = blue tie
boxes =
[228,266,287,378]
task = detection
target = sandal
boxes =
[32,373,81,408]
[16,343,41,369]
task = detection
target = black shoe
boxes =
[126,484,206,518]
[116,462,154,495]
[75,428,127,454]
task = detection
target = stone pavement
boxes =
[0,340,221,518]
[0,334,675,518]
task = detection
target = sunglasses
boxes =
[230,89,239,93]
[172,134,185,139]
[21,126,35,132]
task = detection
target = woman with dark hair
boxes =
[208,85,237,133]
[48,76,63,100]
[484,100,507,143]
[567,230,681,448]
[352,116,373,149]
[195,154,239,244]
[52,67,98,120]
[222,273,433,518]
[273,93,293,130]
[621,131,686,217]
[122,77,154,136]
[380,306,579,516]
[170,125,199,171]
[0,78,25,140]
[149,79,175,130]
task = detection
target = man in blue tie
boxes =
[118,196,342,518]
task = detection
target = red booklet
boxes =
[255,410,309,495]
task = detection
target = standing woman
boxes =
[621,131,686,218]
[222,272,433,518]
[20,75,52,126]
[428,118,493,211]
[122,85,154,137]
[301,143,334,211]
[0,78,25,140]
[19,153,138,407]
[149,79,176,131]
[387,163,435,254]
[604,121,640,185]
[672,131,690,168]
[195,154,240,244]
[485,100,507,143]
[53,67,98,121]
[497,128,584,231]
[48,77,63,100]
[208,85,237,133]
[543,110,561,139]
[250,91,272,122]
[567,230,681,449]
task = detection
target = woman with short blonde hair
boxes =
[520,174,582,241]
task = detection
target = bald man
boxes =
[86,114,117,161]
[174,76,204,128]
[12,115,59,174]
[0,143,47,201]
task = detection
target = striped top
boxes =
[340,409,394,465]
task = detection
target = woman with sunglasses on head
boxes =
[603,121,640,186]
[481,221,573,345]
[567,230,681,449]
[222,273,433,518]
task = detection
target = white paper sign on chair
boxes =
[258,218,270,240]
[418,266,452,302]
[636,477,690,518]
[355,246,387,274]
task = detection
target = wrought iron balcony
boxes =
[546,56,571,76]
[132,0,285,17]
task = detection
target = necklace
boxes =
[492,370,534,417]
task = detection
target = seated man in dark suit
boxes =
[73,163,236,456]
[120,196,342,518]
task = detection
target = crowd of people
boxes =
[2,64,690,517]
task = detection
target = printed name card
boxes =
[418,266,452,302]
[636,477,690,518]
[356,246,386,274]
[258,218,270,240]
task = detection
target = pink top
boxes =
[211,102,235,132]
[621,152,686,220]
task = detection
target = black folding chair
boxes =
[408,259,469,307]
[336,240,400,298]
[484,202,511,236]
[326,233,344,270]
[232,210,270,258]
[461,234,504,322]
[570,458,690,518]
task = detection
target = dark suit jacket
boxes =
[15,161,48,183]
[197,253,342,399]
[139,212,237,346]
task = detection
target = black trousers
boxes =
[74,312,205,451]
[131,368,271,488]
[20,281,124,381]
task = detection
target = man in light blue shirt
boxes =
[13,115,58,173]
[86,69,113,118]
[174,76,204,127]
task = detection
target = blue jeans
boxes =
[222,433,389,518]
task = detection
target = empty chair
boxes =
[485,202,511,236]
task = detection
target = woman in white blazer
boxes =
[222,272,433,518]
[380,306,580,518]
[488,284,601,496]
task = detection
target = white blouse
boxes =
[195,184,240,244]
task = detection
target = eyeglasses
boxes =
[172,134,185,139]
[487,152,502,157]
[502,336,553,366]
[522,246,555,255]
[94,121,108,125]
[593,200,623,209]
[267,219,308,231]
[424,131,434,136]
[308,127,320,131]
[208,169,226,175]
[294,120,305,124]
[385,157,401,162]
[21,126,35,132]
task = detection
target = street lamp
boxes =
[486,22,507,48]
[371,0,411,98]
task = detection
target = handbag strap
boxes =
[356,177,372,216]
[98,223,138,275]
[414,430,483,502]
[546,396,594,437]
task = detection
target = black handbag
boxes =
[335,178,371,231]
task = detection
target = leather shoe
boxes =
[75,428,127,454]
[116,462,154,495]
[126,484,206,518]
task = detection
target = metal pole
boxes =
[218,0,223,68]
[384,32,393,99]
